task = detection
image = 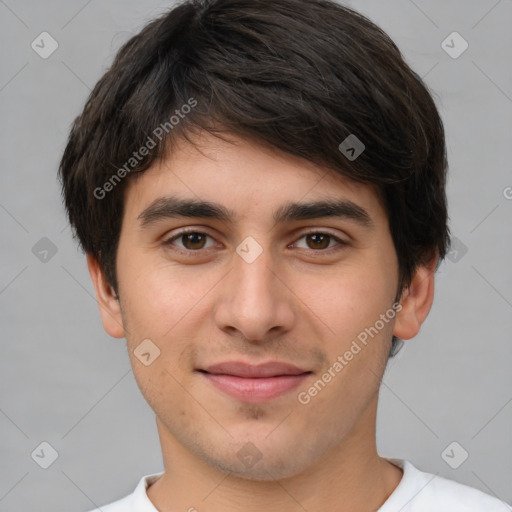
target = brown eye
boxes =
[294,232,346,252]
[164,231,215,251]
[181,232,207,250]
[305,233,331,250]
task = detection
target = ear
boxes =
[393,253,438,341]
[86,254,125,338]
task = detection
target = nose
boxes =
[213,241,296,344]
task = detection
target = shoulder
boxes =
[85,472,163,512]
[380,459,512,512]
[422,471,512,511]
[85,494,134,512]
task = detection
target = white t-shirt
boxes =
[87,458,512,512]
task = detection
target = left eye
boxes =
[293,232,345,251]
[163,230,346,253]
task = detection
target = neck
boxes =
[147,395,403,512]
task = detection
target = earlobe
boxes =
[86,254,125,339]
[393,255,437,341]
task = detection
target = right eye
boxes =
[163,230,217,253]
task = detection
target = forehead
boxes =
[124,132,387,226]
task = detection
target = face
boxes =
[90,130,432,481]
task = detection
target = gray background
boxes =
[1,0,511,510]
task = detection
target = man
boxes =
[58,0,511,510]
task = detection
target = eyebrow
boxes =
[137,195,375,230]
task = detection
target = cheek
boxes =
[118,250,208,335]
[118,262,209,390]
[130,358,202,435]
[300,260,395,340]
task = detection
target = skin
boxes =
[88,130,437,512]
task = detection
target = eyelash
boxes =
[162,228,348,256]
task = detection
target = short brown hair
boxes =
[58,0,450,356]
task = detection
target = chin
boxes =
[196,432,319,482]
[206,451,305,481]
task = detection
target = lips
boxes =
[198,361,312,403]
[202,361,309,378]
